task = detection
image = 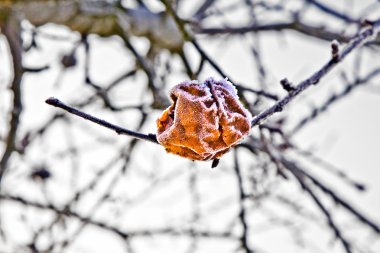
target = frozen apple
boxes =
[157,77,252,161]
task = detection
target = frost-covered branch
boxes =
[196,21,380,46]
[251,20,380,127]
[290,67,380,134]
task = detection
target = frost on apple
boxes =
[157,77,252,161]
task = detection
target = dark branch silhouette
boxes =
[45,97,158,144]
[251,20,380,127]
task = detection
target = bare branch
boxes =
[193,0,216,20]
[233,150,254,253]
[283,159,353,253]
[161,0,277,101]
[45,97,159,144]
[196,21,380,46]
[0,193,237,240]
[0,10,23,184]
[305,0,359,23]
[251,20,380,127]
[297,166,380,234]
[264,143,380,236]
[290,67,380,134]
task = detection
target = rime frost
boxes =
[157,77,252,161]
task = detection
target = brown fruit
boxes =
[157,77,252,161]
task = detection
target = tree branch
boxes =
[296,166,380,234]
[251,20,380,127]
[161,0,278,102]
[45,98,159,144]
[283,159,353,253]
[0,10,24,185]
[305,0,358,24]
[290,67,380,134]
[233,149,254,253]
[265,143,380,242]
[0,193,236,240]
[196,21,380,46]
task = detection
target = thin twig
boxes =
[0,193,130,239]
[192,0,216,20]
[45,97,159,144]
[23,65,50,73]
[281,158,353,253]
[293,146,366,191]
[161,0,278,101]
[196,21,380,45]
[290,67,380,134]
[118,32,169,108]
[273,141,380,234]
[251,20,380,127]
[233,149,254,253]
[298,167,380,234]
[305,0,358,23]
[0,193,237,239]
[265,143,380,249]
